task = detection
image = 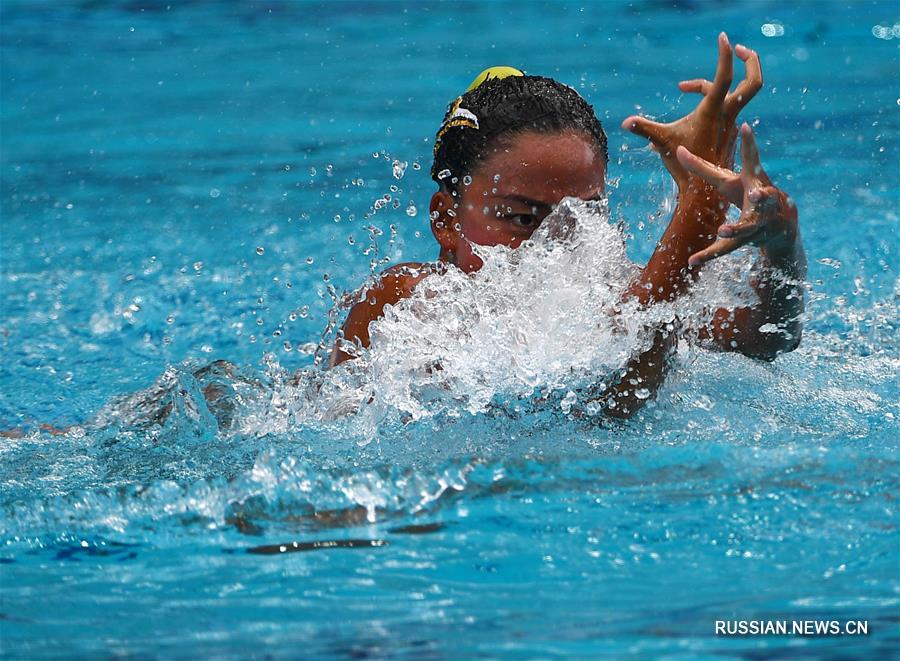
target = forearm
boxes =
[601,327,676,419]
[628,181,724,305]
[702,239,806,360]
[753,238,807,348]
[600,182,724,419]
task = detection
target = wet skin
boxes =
[330,33,806,418]
[431,130,606,273]
[329,129,606,365]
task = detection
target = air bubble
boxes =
[406,204,417,216]
[761,23,784,37]
[256,246,265,255]
[209,188,221,198]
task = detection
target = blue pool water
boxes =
[2,0,898,657]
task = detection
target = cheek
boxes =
[460,209,514,247]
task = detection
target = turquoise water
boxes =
[2,0,898,657]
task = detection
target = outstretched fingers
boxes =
[726,44,763,115]
[676,146,743,204]
[689,236,744,267]
[739,123,770,184]
[699,32,734,113]
[679,78,713,96]
[717,216,762,239]
[621,115,671,151]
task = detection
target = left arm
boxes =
[678,124,807,360]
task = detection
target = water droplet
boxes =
[872,24,895,40]
[406,204,417,217]
[305,256,314,265]
[437,169,452,180]
[761,23,784,37]
[256,246,265,255]
[392,160,408,179]
[463,175,473,186]
[308,167,317,176]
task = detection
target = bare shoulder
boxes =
[370,262,434,301]
[330,262,438,365]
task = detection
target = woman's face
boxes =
[431,130,606,273]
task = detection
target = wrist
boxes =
[675,177,727,229]
[677,176,721,203]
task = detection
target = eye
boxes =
[508,214,538,229]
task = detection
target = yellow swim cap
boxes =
[465,66,524,93]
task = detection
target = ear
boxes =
[429,189,460,255]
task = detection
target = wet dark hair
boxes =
[431,74,608,191]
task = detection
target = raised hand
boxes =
[622,33,762,190]
[677,123,799,266]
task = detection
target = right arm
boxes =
[601,34,763,417]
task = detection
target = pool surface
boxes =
[2,0,898,657]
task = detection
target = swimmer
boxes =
[1,35,806,437]
[329,33,807,418]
